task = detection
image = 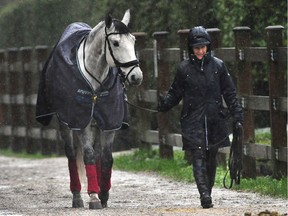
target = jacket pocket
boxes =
[219,105,230,119]
[215,100,230,119]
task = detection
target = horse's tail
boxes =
[76,145,87,186]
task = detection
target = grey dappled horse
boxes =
[36,9,143,209]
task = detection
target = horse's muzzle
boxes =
[128,66,143,86]
[130,74,142,86]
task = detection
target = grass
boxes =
[114,148,287,199]
[114,149,193,182]
[255,132,271,145]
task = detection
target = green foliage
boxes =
[114,149,287,198]
[105,0,219,44]
[0,0,285,48]
[214,0,287,46]
[0,0,221,48]
[0,0,109,48]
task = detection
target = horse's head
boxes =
[104,9,143,86]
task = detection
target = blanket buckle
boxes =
[93,95,97,103]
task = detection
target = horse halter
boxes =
[104,26,140,84]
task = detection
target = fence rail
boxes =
[0,25,287,178]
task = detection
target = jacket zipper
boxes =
[205,115,208,150]
[201,58,204,71]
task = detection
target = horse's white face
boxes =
[105,10,143,86]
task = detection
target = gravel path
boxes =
[0,155,287,216]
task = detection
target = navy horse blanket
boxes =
[36,22,128,131]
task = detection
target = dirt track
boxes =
[0,155,287,216]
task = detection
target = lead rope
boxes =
[223,124,243,189]
[125,98,159,113]
[223,149,241,189]
[223,150,235,189]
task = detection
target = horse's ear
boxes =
[105,13,113,28]
[121,9,130,26]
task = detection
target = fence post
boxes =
[153,31,173,159]
[233,27,256,178]
[8,48,27,152]
[20,47,36,154]
[133,32,152,150]
[266,25,287,178]
[0,50,11,149]
[207,28,222,53]
[178,29,189,61]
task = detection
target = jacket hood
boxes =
[188,26,211,56]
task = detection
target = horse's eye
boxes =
[113,41,119,47]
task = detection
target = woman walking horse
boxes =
[36,9,143,209]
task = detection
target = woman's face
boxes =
[193,45,207,60]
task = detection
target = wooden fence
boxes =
[0,46,64,155]
[0,25,286,178]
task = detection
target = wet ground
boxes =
[0,155,287,216]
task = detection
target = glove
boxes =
[232,121,243,142]
[233,121,243,129]
[232,111,244,127]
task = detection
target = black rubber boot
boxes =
[206,149,218,196]
[207,163,217,196]
[192,156,213,209]
[200,194,213,209]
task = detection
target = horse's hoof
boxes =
[101,201,108,208]
[89,201,102,209]
[72,199,84,208]
[72,192,84,208]
[89,193,102,209]
[99,191,109,208]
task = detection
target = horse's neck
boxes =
[77,22,109,90]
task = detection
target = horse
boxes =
[35,9,143,209]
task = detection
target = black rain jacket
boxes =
[163,53,243,151]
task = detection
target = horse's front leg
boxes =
[95,130,115,208]
[76,125,102,209]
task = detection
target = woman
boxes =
[157,26,243,208]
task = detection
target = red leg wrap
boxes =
[68,160,81,192]
[85,164,99,194]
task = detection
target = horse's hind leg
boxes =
[95,130,115,208]
[59,123,84,208]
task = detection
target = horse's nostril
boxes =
[131,75,136,81]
